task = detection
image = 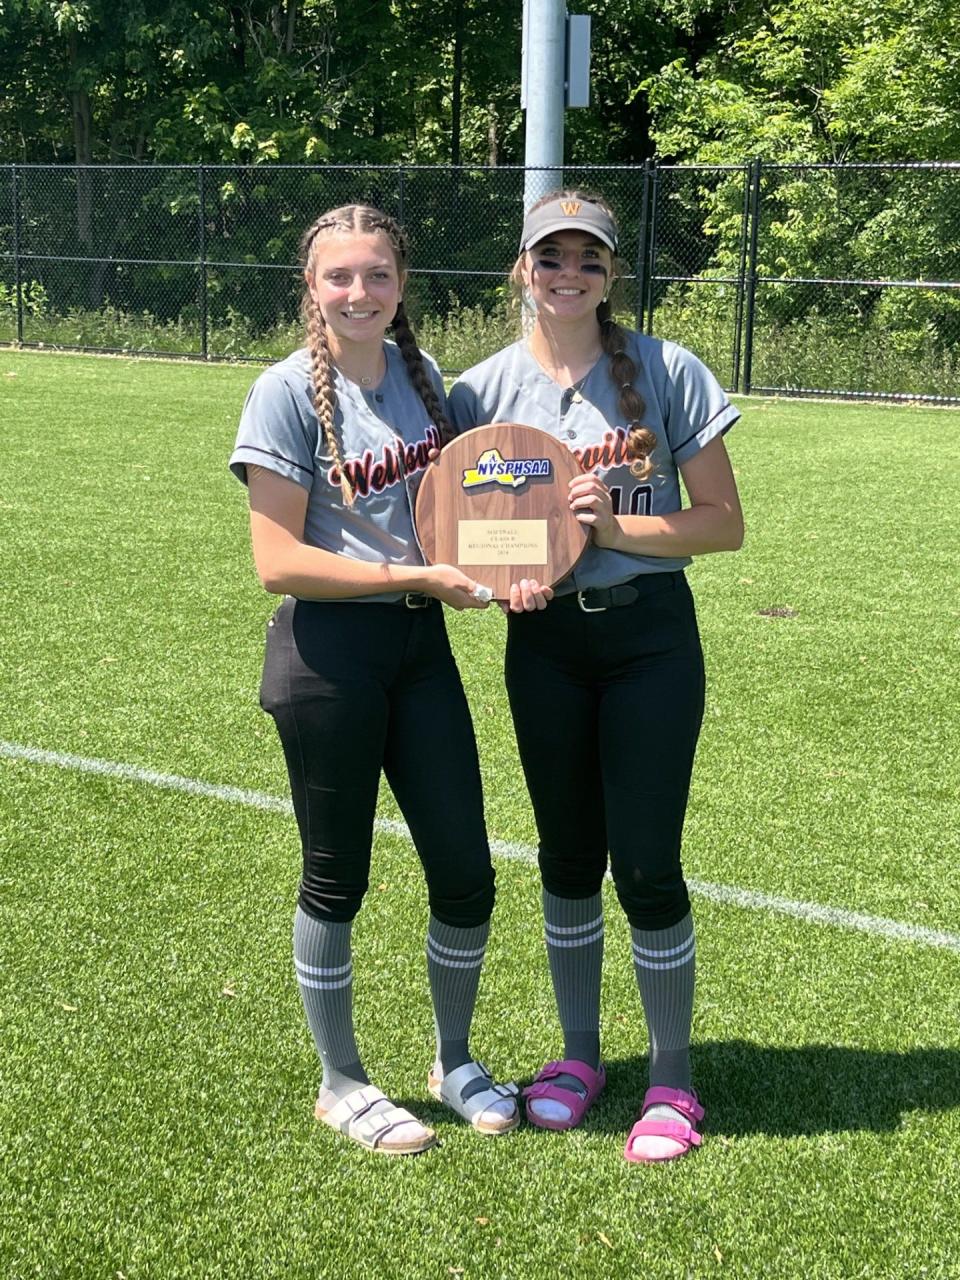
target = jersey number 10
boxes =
[608,484,653,517]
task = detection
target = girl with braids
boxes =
[449,191,743,1163]
[230,204,519,1156]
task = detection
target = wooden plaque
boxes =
[415,423,589,601]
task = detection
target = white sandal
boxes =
[314,1084,437,1156]
[428,1061,521,1135]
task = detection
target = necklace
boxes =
[334,358,383,388]
[332,345,386,389]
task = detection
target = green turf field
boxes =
[1,350,959,1280]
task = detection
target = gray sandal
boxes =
[428,1061,521,1135]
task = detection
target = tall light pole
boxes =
[521,0,567,213]
[521,3,592,213]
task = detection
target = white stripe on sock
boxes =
[631,936,696,959]
[425,939,487,959]
[426,941,483,969]
[296,973,353,990]
[632,946,696,972]
[544,914,604,937]
[546,925,605,949]
[294,959,352,978]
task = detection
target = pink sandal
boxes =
[522,1059,606,1131]
[624,1086,704,1163]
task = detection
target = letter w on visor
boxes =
[519,198,619,254]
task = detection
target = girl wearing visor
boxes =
[449,191,743,1163]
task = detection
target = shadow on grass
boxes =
[383,1042,960,1141]
[588,1041,960,1138]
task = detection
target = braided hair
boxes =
[513,189,657,482]
[300,204,453,506]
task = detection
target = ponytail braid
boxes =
[304,291,355,506]
[597,298,657,481]
[391,300,454,446]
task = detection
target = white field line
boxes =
[4,739,960,954]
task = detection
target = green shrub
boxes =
[6,293,960,396]
[415,298,520,371]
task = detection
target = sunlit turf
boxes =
[1,350,959,1279]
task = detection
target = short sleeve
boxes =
[447,378,482,433]
[229,371,317,490]
[661,345,740,466]
[420,351,447,404]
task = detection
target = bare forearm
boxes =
[596,503,744,558]
[245,472,483,608]
[254,534,427,599]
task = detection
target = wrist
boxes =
[595,518,625,551]
[388,562,427,592]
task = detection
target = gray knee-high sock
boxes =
[630,911,696,1119]
[293,906,368,1099]
[544,889,604,1068]
[426,916,488,1076]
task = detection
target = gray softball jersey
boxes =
[448,333,740,593]
[230,342,443,603]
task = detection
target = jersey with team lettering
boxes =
[448,332,739,593]
[230,341,442,602]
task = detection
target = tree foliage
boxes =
[645,0,960,163]
[638,0,960,354]
[0,0,524,164]
[2,0,958,167]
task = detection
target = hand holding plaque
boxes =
[415,424,588,602]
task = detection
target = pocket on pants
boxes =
[258,600,289,714]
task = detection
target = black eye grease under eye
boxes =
[534,257,607,277]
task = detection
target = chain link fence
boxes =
[3,161,960,401]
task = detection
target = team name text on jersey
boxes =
[572,427,631,473]
[327,425,442,498]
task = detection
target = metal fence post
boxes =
[731,163,751,393]
[12,165,24,345]
[398,164,405,227]
[197,164,208,360]
[634,158,654,331]
[644,164,661,334]
[742,157,762,395]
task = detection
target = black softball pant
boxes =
[259,596,495,927]
[504,572,705,931]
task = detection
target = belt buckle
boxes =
[404,592,430,609]
[577,590,607,613]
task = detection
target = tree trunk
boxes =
[451,0,464,165]
[71,87,94,248]
[229,6,246,68]
[68,26,94,252]
[285,0,298,53]
[487,106,498,166]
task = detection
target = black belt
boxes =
[289,593,435,608]
[557,572,680,613]
[573,584,639,612]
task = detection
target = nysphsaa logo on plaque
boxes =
[462,449,553,490]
